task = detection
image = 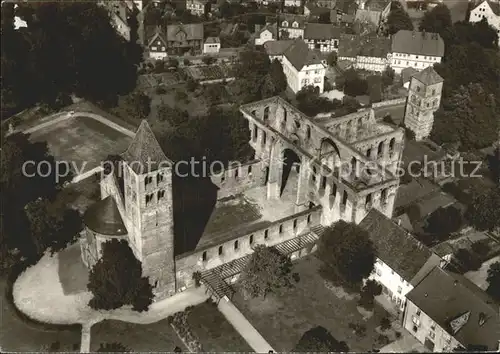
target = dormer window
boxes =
[282,21,289,27]
[292,21,298,28]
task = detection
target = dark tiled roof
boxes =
[412,66,444,86]
[338,34,390,58]
[258,23,277,37]
[478,1,500,15]
[359,209,435,282]
[365,0,391,11]
[122,120,172,174]
[167,23,203,41]
[279,14,307,28]
[264,39,295,56]
[304,23,342,40]
[401,67,419,83]
[305,2,332,15]
[84,196,127,236]
[284,39,324,71]
[391,30,445,57]
[407,267,500,351]
[335,0,358,14]
[205,36,220,44]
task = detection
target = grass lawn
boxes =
[90,319,184,352]
[232,256,394,352]
[29,115,132,173]
[0,276,81,352]
[186,300,252,352]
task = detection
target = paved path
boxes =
[80,324,91,353]
[218,296,275,353]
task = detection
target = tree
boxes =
[157,105,189,126]
[87,239,154,312]
[465,187,500,232]
[235,48,273,102]
[453,248,482,273]
[125,92,151,120]
[202,56,216,65]
[381,67,395,89]
[293,326,349,352]
[358,279,382,310]
[97,343,131,352]
[326,51,337,67]
[268,59,287,95]
[424,205,463,240]
[295,85,342,116]
[386,2,414,35]
[431,83,499,150]
[318,12,331,24]
[380,317,392,331]
[317,221,375,288]
[419,4,452,35]
[486,261,500,301]
[239,245,297,298]
[342,69,368,97]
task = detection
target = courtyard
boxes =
[29,115,132,174]
[232,255,398,352]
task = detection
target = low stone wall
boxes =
[372,98,406,108]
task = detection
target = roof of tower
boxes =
[122,120,172,174]
[84,196,128,236]
[411,66,444,86]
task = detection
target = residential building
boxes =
[354,0,392,28]
[359,209,443,314]
[469,0,500,35]
[303,23,342,52]
[186,0,210,16]
[145,23,204,58]
[254,24,277,46]
[278,14,306,39]
[390,30,445,74]
[403,66,443,141]
[284,0,302,7]
[203,37,221,54]
[99,1,132,41]
[403,267,500,352]
[338,34,391,72]
[304,1,334,19]
[264,39,327,93]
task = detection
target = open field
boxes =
[90,319,184,352]
[29,116,132,174]
[233,256,395,352]
[186,300,252,352]
[0,276,81,352]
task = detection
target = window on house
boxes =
[235,168,239,178]
[234,240,239,250]
[279,224,283,234]
[376,268,382,276]
[221,174,225,183]
[365,193,372,207]
[264,229,269,239]
[293,219,297,230]
[218,245,223,255]
[416,310,421,316]
[202,251,207,261]
[429,332,435,340]
[307,214,311,224]
[157,172,164,183]
[306,126,311,139]
[151,46,157,50]
[397,286,402,294]
[145,193,154,205]
[249,234,254,245]
[321,176,327,190]
[263,131,267,145]
[412,325,418,332]
[157,190,165,201]
[248,165,252,174]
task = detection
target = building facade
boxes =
[338,34,391,72]
[186,0,210,16]
[469,1,500,35]
[403,66,443,141]
[304,23,342,52]
[203,37,220,54]
[279,15,306,39]
[390,30,445,74]
[255,25,277,46]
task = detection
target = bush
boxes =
[395,331,402,339]
[380,317,392,331]
[471,240,491,258]
[377,334,390,346]
[382,115,394,124]
[202,56,216,65]
[453,248,482,273]
[183,58,191,66]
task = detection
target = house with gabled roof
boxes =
[303,23,343,52]
[278,14,307,39]
[146,26,169,59]
[338,34,392,72]
[359,209,443,314]
[254,23,278,46]
[403,266,500,352]
[264,39,327,93]
[469,0,500,36]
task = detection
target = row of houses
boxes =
[360,209,500,352]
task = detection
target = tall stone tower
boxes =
[403,66,444,141]
[121,120,176,299]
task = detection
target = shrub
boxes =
[380,317,392,331]
[377,334,390,346]
[471,240,491,257]
[382,115,394,124]
[395,331,402,339]
[183,58,191,66]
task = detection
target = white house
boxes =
[99,1,131,41]
[264,39,327,93]
[359,209,443,313]
[203,37,220,54]
[278,14,306,39]
[254,24,277,46]
[284,0,302,7]
[338,34,391,72]
[186,0,209,16]
[469,1,500,35]
[390,30,445,74]
[303,23,342,52]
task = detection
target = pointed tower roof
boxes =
[412,66,444,86]
[84,196,128,236]
[122,120,172,174]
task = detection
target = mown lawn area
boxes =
[233,256,394,352]
[90,319,184,352]
[186,300,252,352]
[0,277,81,352]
